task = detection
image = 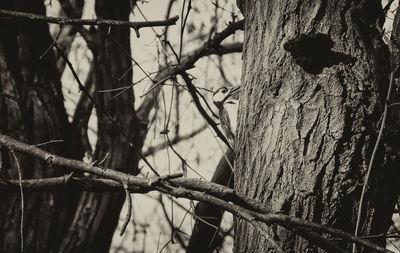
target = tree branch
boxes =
[71,63,95,157]
[0,176,149,193]
[0,9,179,31]
[0,133,389,252]
[203,42,242,56]
[137,19,244,119]
[180,71,232,148]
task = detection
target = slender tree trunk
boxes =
[235,0,400,252]
[0,0,82,252]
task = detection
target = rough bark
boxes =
[235,0,399,252]
[0,0,82,252]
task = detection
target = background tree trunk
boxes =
[58,1,147,252]
[235,0,400,252]
[0,0,149,252]
[0,0,83,252]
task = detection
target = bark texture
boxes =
[235,0,399,252]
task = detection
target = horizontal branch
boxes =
[0,176,150,193]
[0,133,387,252]
[0,9,179,30]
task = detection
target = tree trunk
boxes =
[0,0,83,252]
[58,1,147,252]
[0,0,148,252]
[235,0,399,252]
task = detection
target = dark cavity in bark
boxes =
[283,33,356,74]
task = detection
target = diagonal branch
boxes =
[71,63,95,156]
[180,71,232,148]
[53,0,84,74]
[137,19,244,126]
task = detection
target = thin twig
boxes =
[353,71,395,252]
[11,150,24,253]
[39,25,63,60]
[35,139,64,147]
[143,124,207,156]
[138,192,221,232]
[157,195,186,248]
[134,4,172,59]
[389,101,400,107]
[178,0,192,61]
[0,93,18,102]
[165,135,206,179]
[196,89,219,118]
[120,183,132,236]
[164,0,178,40]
